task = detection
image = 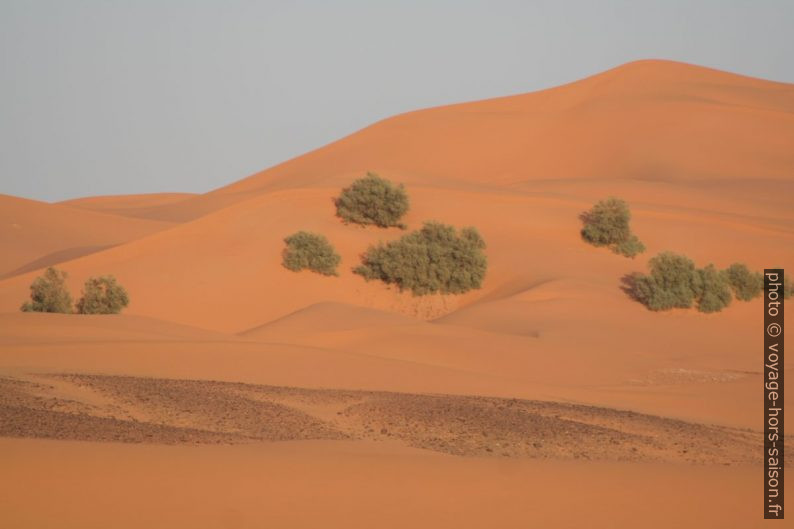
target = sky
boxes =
[2,0,793,202]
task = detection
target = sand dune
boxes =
[0,194,175,279]
[106,59,794,223]
[59,192,197,220]
[0,184,790,333]
[240,301,418,337]
[0,61,790,331]
[1,60,793,528]
[0,312,233,345]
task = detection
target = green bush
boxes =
[725,263,763,301]
[614,234,646,258]
[335,172,409,228]
[630,253,758,313]
[20,267,73,313]
[355,221,487,295]
[282,231,341,276]
[75,276,130,314]
[785,275,792,300]
[630,252,698,310]
[581,197,645,258]
[693,264,732,313]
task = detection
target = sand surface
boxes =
[1,438,778,529]
[1,60,793,527]
[0,194,175,279]
[59,192,197,220]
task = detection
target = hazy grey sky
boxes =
[2,1,793,202]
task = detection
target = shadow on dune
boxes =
[619,273,643,303]
[1,245,115,280]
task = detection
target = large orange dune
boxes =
[1,59,793,528]
[105,59,794,222]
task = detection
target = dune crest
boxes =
[0,194,175,279]
[59,192,197,221]
[101,59,794,223]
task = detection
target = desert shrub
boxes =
[630,252,698,310]
[693,264,732,313]
[725,263,763,301]
[335,172,409,228]
[630,253,748,313]
[282,231,341,276]
[581,197,645,257]
[20,267,73,313]
[75,276,130,314]
[354,221,487,295]
[614,234,646,258]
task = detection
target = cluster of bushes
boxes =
[354,222,487,295]
[282,172,487,295]
[579,197,789,315]
[580,197,645,258]
[628,254,780,313]
[21,267,129,315]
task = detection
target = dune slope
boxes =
[59,192,197,220]
[112,59,794,222]
[0,194,175,279]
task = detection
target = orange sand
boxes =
[0,194,174,279]
[1,438,777,529]
[59,192,197,220]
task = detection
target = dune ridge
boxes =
[97,59,794,223]
[0,194,176,279]
[59,192,197,220]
